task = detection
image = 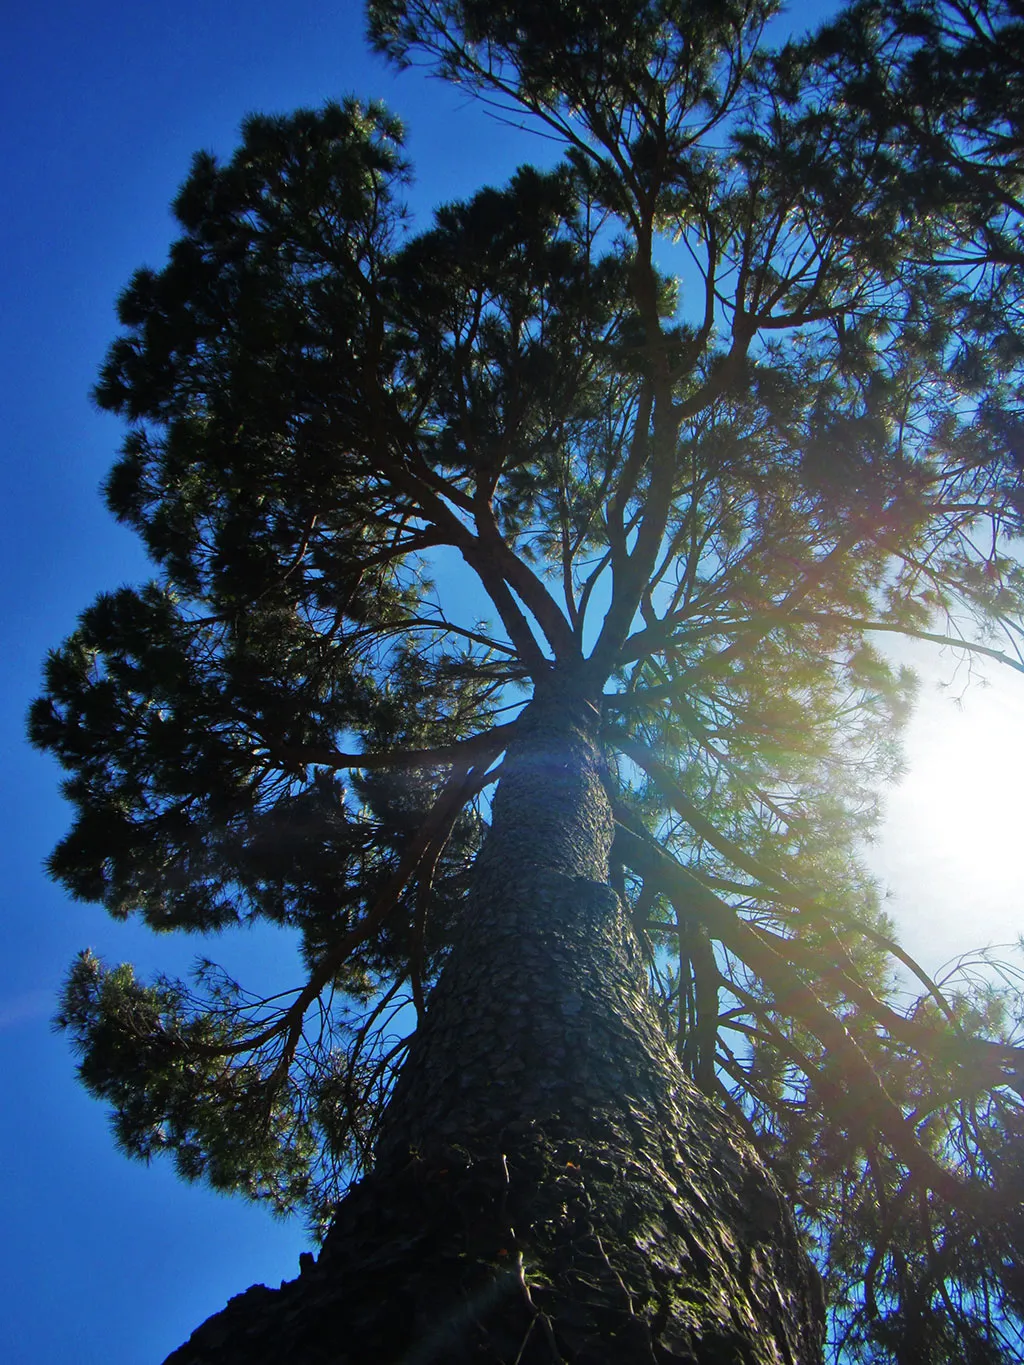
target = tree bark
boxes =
[165,689,825,1364]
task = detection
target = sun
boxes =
[870,644,1024,974]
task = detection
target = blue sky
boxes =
[3,2,1023,1363]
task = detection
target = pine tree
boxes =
[31,2,1024,1360]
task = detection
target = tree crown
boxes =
[32,3,1024,1359]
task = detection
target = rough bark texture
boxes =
[165,693,825,1364]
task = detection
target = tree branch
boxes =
[615,823,995,1213]
[267,721,516,775]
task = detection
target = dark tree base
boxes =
[165,1113,824,1364]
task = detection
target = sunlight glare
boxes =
[870,648,1024,972]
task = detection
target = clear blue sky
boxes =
[0,3,899,1362]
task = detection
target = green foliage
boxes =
[34,1,1024,1356]
[58,949,314,1207]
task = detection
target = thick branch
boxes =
[614,824,990,1213]
[610,737,961,1023]
[749,921,1024,1096]
[268,721,516,775]
[473,508,579,663]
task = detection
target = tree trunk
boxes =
[165,689,825,1364]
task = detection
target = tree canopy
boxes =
[31,1,1024,1359]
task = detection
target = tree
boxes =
[30,1,1024,1360]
